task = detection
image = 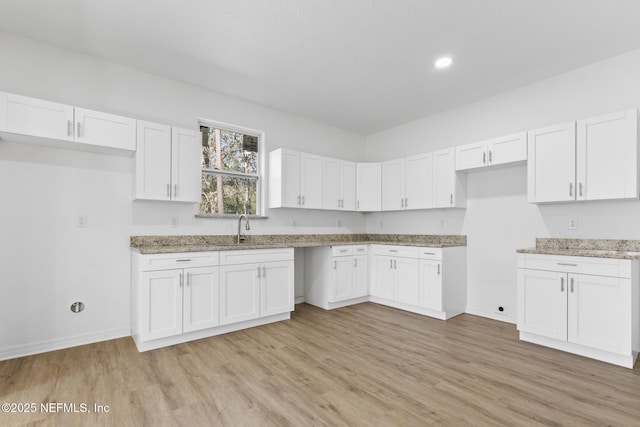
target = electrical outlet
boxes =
[77,215,88,228]
[495,305,507,315]
[170,216,179,228]
[568,218,578,230]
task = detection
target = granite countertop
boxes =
[517,238,640,260]
[131,234,467,254]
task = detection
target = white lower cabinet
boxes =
[304,245,369,310]
[368,245,467,320]
[132,248,294,352]
[220,249,295,323]
[517,253,639,368]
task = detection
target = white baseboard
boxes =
[465,306,516,324]
[295,296,305,304]
[0,327,131,361]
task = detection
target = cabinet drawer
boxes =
[370,245,419,258]
[519,254,630,278]
[331,245,353,256]
[141,251,219,271]
[220,248,294,265]
[419,248,442,260]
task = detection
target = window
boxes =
[199,122,262,215]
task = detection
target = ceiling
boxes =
[2,0,640,135]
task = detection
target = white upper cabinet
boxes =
[381,158,406,211]
[527,122,576,203]
[433,148,466,208]
[456,132,527,172]
[171,127,202,203]
[528,109,638,203]
[356,162,382,211]
[322,158,356,210]
[4,93,74,141]
[74,107,136,151]
[134,121,201,203]
[576,109,638,201]
[0,92,136,155]
[269,148,322,209]
[405,152,433,210]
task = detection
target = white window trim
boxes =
[198,118,266,217]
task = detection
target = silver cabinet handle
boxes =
[437,264,440,275]
[401,198,404,208]
[338,199,341,208]
[67,120,72,137]
[560,276,565,292]
[341,199,344,207]
[450,194,453,205]
[167,184,171,197]
[570,277,574,293]
[488,150,492,163]
[301,195,305,206]
[257,267,261,278]
[186,272,190,286]
[174,184,178,197]
[297,195,301,206]
[354,258,357,267]
[389,249,398,253]
[394,259,397,269]
[405,198,408,208]
[176,259,192,262]
[423,252,435,255]
[557,263,577,267]
[569,182,573,197]
[483,152,486,164]
[357,200,360,209]
[76,122,82,138]
[179,272,183,288]
[389,259,393,269]
[262,266,266,277]
[334,260,337,269]
[579,182,583,197]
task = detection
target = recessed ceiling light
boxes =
[435,56,453,69]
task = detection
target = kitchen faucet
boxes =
[237,214,250,244]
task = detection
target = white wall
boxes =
[365,48,640,322]
[0,32,366,359]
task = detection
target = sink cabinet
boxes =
[131,248,294,352]
[517,253,639,368]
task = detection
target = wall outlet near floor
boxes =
[76,215,88,228]
[568,218,578,230]
[495,304,507,315]
[170,216,179,228]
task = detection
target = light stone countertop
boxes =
[130,234,467,255]
[517,238,640,260]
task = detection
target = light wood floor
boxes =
[1,303,639,426]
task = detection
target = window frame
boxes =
[198,118,266,217]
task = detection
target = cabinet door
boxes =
[487,132,527,166]
[183,266,220,333]
[419,260,442,311]
[382,159,406,211]
[370,255,394,299]
[171,127,202,203]
[517,269,567,340]
[331,256,353,302]
[356,162,382,211]
[340,160,357,211]
[74,107,136,151]
[282,150,301,207]
[455,141,487,171]
[5,93,74,141]
[352,254,368,297]
[433,148,456,208]
[135,121,172,201]
[527,122,576,203]
[322,157,340,210]
[300,153,323,209]
[219,263,260,325]
[140,270,183,341]
[576,109,638,201]
[405,153,433,210]
[395,257,420,305]
[261,260,294,316]
[568,274,631,355]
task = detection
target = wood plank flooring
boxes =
[1,302,639,426]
